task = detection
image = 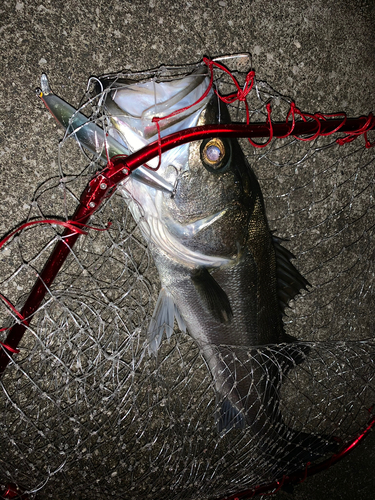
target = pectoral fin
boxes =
[147,288,186,354]
[217,398,246,434]
[191,267,233,324]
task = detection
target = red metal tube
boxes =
[0,204,92,374]
[105,117,375,184]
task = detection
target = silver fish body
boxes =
[144,98,298,433]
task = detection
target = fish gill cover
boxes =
[0,55,374,499]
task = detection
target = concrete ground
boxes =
[0,0,374,499]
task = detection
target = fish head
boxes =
[104,70,267,268]
[160,94,266,266]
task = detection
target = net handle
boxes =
[1,116,374,375]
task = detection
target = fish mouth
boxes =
[38,74,175,195]
[105,66,210,140]
[93,66,212,192]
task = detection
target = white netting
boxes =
[0,56,374,500]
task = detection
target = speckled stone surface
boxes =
[0,0,374,498]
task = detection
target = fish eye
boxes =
[200,138,231,173]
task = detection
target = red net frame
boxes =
[1,115,374,375]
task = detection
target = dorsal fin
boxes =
[273,235,310,314]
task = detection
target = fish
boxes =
[40,65,338,472]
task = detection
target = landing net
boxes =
[0,55,374,500]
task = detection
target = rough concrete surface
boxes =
[0,0,374,499]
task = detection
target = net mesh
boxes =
[0,56,374,499]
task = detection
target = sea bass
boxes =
[40,65,336,469]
